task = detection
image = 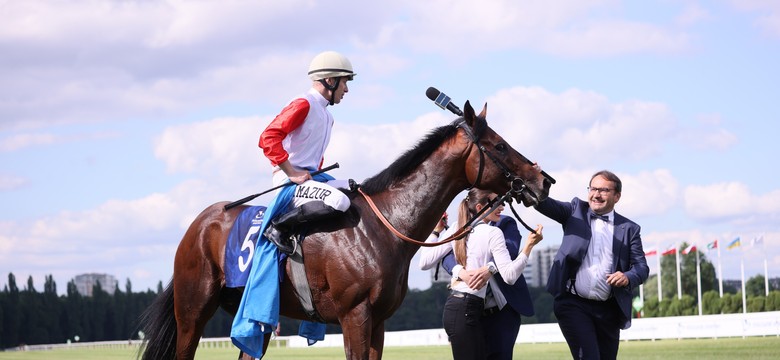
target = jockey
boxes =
[258,51,356,253]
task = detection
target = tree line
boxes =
[639,242,780,316]
[2,244,778,350]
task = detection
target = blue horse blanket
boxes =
[230,174,331,359]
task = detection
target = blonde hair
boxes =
[453,188,494,266]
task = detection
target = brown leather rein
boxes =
[358,188,472,247]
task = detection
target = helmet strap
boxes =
[318,78,341,106]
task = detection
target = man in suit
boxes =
[440,214,535,360]
[534,170,649,360]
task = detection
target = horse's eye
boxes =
[495,143,508,153]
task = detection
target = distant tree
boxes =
[747,296,765,312]
[765,291,780,312]
[702,290,721,315]
[663,295,696,316]
[720,293,743,313]
[659,242,717,302]
[746,275,766,297]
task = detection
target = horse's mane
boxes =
[360,116,487,195]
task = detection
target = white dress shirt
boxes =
[573,211,614,301]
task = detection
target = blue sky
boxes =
[1,0,778,295]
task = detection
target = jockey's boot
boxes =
[264,201,340,255]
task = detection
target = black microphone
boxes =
[426,87,463,116]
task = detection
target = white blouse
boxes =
[418,222,529,297]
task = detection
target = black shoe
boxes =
[264,224,295,255]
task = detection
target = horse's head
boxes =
[457,101,552,207]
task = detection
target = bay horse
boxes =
[138,101,552,360]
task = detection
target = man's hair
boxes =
[590,170,622,193]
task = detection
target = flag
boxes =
[751,235,764,247]
[662,245,677,256]
[727,237,741,250]
[644,248,657,257]
[682,244,697,255]
[707,239,718,250]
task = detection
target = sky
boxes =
[1,0,779,295]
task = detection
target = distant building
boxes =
[429,245,560,288]
[525,245,559,288]
[74,273,117,296]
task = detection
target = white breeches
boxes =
[272,171,351,212]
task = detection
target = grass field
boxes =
[1,337,779,359]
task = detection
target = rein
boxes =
[358,188,472,247]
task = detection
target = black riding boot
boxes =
[264,201,340,254]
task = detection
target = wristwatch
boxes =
[488,263,497,275]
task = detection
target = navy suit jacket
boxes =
[441,215,535,317]
[535,197,649,329]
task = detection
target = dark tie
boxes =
[589,211,609,222]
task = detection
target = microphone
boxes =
[426,87,463,116]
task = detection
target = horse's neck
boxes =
[373,152,469,251]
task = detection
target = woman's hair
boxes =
[453,188,495,266]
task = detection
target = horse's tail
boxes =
[137,280,177,360]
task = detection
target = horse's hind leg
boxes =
[172,257,222,359]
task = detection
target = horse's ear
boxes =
[478,103,487,119]
[463,100,475,125]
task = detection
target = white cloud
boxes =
[684,182,780,225]
[0,175,28,191]
[486,86,678,168]
[154,116,268,178]
[0,133,56,151]
[0,131,119,152]
[729,0,780,38]
[396,0,691,57]
[533,168,679,218]
[676,3,712,27]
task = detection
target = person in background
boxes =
[419,188,543,360]
[438,200,535,360]
[258,51,356,253]
[534,169,649,360]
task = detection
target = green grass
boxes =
[1,337,779,359]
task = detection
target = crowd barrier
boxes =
[7,311,780,352]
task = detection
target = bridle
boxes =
[358,118,554,246]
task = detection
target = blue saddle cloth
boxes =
[225,206,267,288]
[229,174,332,359]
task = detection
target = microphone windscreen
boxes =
[425,87,440,101]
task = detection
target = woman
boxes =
[419,189,543,360]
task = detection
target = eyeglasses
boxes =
[587,187,614,195]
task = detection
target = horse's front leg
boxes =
[340,302,376,360]
[369,321,385,360]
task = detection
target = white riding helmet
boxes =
[308,51,356,81]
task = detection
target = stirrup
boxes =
[264,226,295,255]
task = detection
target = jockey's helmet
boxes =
[308,51,355,81]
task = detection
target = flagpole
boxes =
[696,248,702,316]
[676,243,682,300]
[740,253,746,314]
[639,284,644,317]
[763,234,769,296]
[657,249,662,302]
[717,239,723,298]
